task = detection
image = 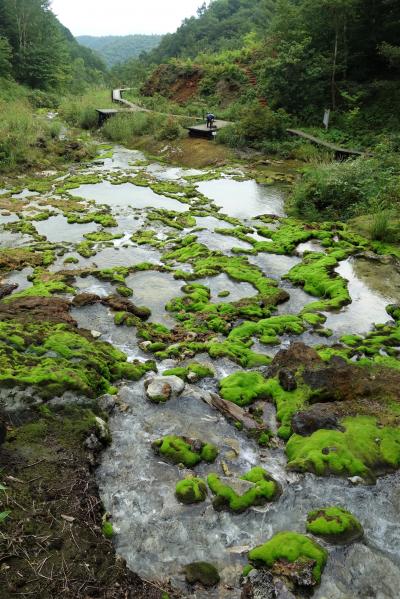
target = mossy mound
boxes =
[207,467,281,513]
[248,531,327,586]
[219,372,270,407]
[184,562,220,587]
[152,435,218,467]
[0,320,156,399]
[175,477,208,504]
[306,507,364,544]
[163,362,214,382]
[284,250,351,312]
[286,416,400,482]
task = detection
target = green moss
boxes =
[76,241,96,258]
[102,521,114,539]
[228,315,305,345]
[284,251,351,312]
[175,477,208,504]
[163,362,214,381]
[184,562,220,587]
[242,565,253,577]
[116,286,133,297]
[63,256,79,264]
[218,290,230,298]
[3,278,74,301]
[207,339,270,368]
[152,435,218,467]
[66,211,117,228]
[306,507,363,543]
[258,431,271,446]
[84,231,123,242]
[286,416,400,480]
[248,531,327,584]
[219,372,270,407]
[207,467,280,513]
[263,378,312,440]
[0,320,155,399]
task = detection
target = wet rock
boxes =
[145,375,185,403]
[348,476,365,485]
[72,293,101,307]
[103,295,151,320]
[91,330,102,339]
[0,282,18,299]
[292,405,344,436]
[98,394,117,414]
[0,296,76,325]
[84,433,102,452]
[241,570,296,599]
[218,476,255,496]
[184,561,220,587]
[306,507,364,545]
[279,368,297,392]
[268,343,321,376]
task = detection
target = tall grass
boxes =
[102,111,185,145]
[0,98,42,170]
[59,89,114,129]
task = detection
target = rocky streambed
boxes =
[0,143,400,598]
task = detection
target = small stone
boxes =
[184,562,220,587]
[186,371,199,384]
[145,375,185,403]
[91,330,102,339]
[348,476,365,485]
[98,394,117,414]
[139,341,152,352]
[278,368,297,392]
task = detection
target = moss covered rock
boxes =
[152,435,218,467]
[175,477,208,504]
[219,372,270,407]
[207,467,281,513]
[184,562,220,587]
[248,531,327,587]
[286,416,400,482]
[306,506,363,544]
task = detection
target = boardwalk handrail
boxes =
[286,128,364,157]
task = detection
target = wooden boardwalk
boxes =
[187,120,231,138]
[287,128,364,159]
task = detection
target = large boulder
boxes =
[145,375,185,403]
[291,404,344,436]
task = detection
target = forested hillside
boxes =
[0,0,107,90]
[120,0,400,133]
[77,34,162,67]
[144,0,275,62]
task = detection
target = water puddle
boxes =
[196,273,257,303]
[325,258,397,335]
[34,214,97,243]
[125,271,184,327]
[197,179,285,219]
[73,181,189,212]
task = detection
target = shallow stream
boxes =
[3,145,400,598]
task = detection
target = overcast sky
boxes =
[50,0,208,37]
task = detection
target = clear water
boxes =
[197,179,285,219]
[73,181,189,212]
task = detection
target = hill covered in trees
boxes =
[77,35,163,67]
[118,0,400,134]
[0,0,107,91]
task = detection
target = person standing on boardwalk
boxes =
[206,113,215,128]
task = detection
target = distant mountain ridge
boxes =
[77,35,163,67]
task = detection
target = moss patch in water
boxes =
[3,278,74,302]
[284,250,351,312]
[175,477,208,504]
[84,231,123,242]
[228,315,305,345]
[264,378,312,440]
[306,506,363,544]
[0,320,155,399]
[248,531,327,585]
[152,435,218,467]
[286,415,400,481]
[163,362,214,381]
[207,467,281,513]
[66,211,117,228]
[77,241,97,258]
[219,372,270,407]
[184,562,220,587]
[116,286,133,298]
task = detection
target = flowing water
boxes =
[4,145,400,598]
